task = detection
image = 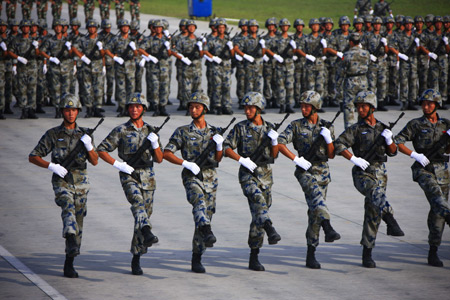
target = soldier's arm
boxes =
[233,44,245,57]
[163,150,183,165]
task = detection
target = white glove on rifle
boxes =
[43,63,48,74]
[410,151,430,167]
[293,156,311,170]
[65,41,72,50]
[81,55,91,65]
[238,157,257,173]
[381,129,393,145]
[320,127,333,144]
[306,54,316,62]
[146,132,159,149]
[235,54,243,61]
[369,9,374,15]
[337,51,344,58]
[164,41,171,50]
[196,41,203,51]
[293,55,298,61]
[73,65,77,75]
[113,160,135,174]
[263,54,269,62]
[226,41,233,50]
[204,55,213,62]
[96,41,103,50]
[139,57,146,67]
[32,40,39,49]
[290,39,297,49]
[320,39,327,48]
[80,134,94,151]
[182,160,200,175]
[113,56,124,65]
[213,134,224,151]
[49,56,60,65]
[350,156,370,170]
[212,56,222,64]
[129,41,136,51]
[102,66,106,75]
[259,39,266,48]
[48,162,68,178]
[398,53,409,61]
[148,54,159,64]
[12,65,17,75]
[443,36,449,46]
[243,54,255,62]
[428,52,438,60]
[181,56,192,65]
[414,37,420,47]
[370,54,377,62]
[273,54,284,63]
[17,56,28,64]
[267,129,279,146]
[163,29,170,37]
[0,41,7,51]
[381,37,387,46]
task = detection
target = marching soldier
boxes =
[291,18,307,108]
[68,0,78,20]
[171,19,188,110]
[130,20,143,94]
[36,19,48,113]
[414,16,430,100]
[374,0,393,18]
[204,18,217,104]
[83,0,95,24]
[36,0,48,20]
[115,0,127,26]
[0,19,8,119]
[6,0,17,22]
[354,0,373,18]
[99,0,111,21]
[51,0,62,20]
[21,0,34,20]
[68,18,82,97]
[232,19,249,106]
[384,16,400,106]
[98,19,115,106]
[262,17,279,109]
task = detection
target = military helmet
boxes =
[434,16,443,23]
[0,19,8,27]
[266,17,277,28]
[279,18,291,27]
[152,19,164,28]
[31,19,39,27]
[241,92,266,110]
[130,20,139,30]
[117,19,130,27]
[354,91,377,109]
[86,19,99,29]
[101,19,111,29]
[339,16,351,26]
[70,18,81,26]
[443,15,450,23]
[294,18,305,27]
[364,15,373,23]
[414,15,424,23]
[403,16,414,24]
[238,18,248,27]
[349,32,361,43]
[299,91,322,110]
[60,94,82,111]
[60,19,69,27]
[161,19,169,30]
[353,17,364,25]
[216,18,227,27]
[20,19,32,27]
[372,17,383,24]
[248,19,259,27]
[9,19,20,27]
[384,16,395,24]
[186,19,197,28]
[187,91,210,111]
[319,17,326,25]
[425,14,435,23]
[179,18,188,27]
[209,18,217,27]
[309,18,320,26]
[419,89,442,107]
[148,19,155,29]
[395,15,404,23]
[323,17,333,25]
[38,19,47,29]
[126,92,148,110]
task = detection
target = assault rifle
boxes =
[190,117,236,181]
[23,40,38,60]
[55,39,69,59]
[374,0,394,17]
[61,118,104,183]
[361,112,404,165]
[414,127,450,171]
[404,36,419,57]
[303,111,341,162]
[372,32,387,57]
[249,113,290,166]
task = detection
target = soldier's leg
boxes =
[285,61,295,108]
[235,63,245,102]
[211,65,222,112]
[360,201,382,249]
[263,61,273,101]
[293,63,302,106]
[92,69,104,114]
[125,62,136,101]
[135,61,143,93]
[0,62,6,117]
[417,174,450,218]
[68,2,77,20]
[399,62,409,106]
[54,185,80,256]
[16,68,28,117]
[438,57,448,104]
[106,63,114,102]
[275,64,286,107]
[26,64,37,111]
[159,60,170,108]
[7,0,17,21]
[73,189,88,254]
[409,60,418,105]
[418,56,429,97]
[115,65,127,112]
[376,61,388,109]
[222,60,233,111]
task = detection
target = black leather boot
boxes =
[20,108,28,119]
[191,253,206,273]
[66,234,79,257]
[377,101,388,111]
[55,107,62,119]
[382,213,405,236]
[141,225,158,247]
[362,246,376,268]
[199,225,216,247]
[263,220,281,245]
[36,103,46,114]
[249,248,265,271]
[285,104,295,113]
[279,105,286,114]
[428,245,443,267]
[28,108,39,119]
[105,95,114,106]
[158,105,169,116]
[4,103,13,114]
[131,254,143,275]
[85,107,93,118]
[306,245,321,269]
[321,219,341,242]
[93,107,105,118]
[64,255,79,278]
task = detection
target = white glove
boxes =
[213,134,224,151]
[81,55,91,65]
[398,53,409,61]
[238,157,257,173]
[164,41,171,50]
[146,132,159,149]
[293,156,312,170]
[102,66,106,75]
[263,54,269,62]
[337,51,344,58]
[32,40,39,48]
[196,41,203,50]
[43,64,48,74]
[306,54,316,62]
[48,162,68,178]
[212,56,222,64]
[259,39,266,48]
[129,41,136,51]
[390,13,394,18]
[447,129,450,136]
[96,41,103,50]
[139,57,146,67]
[321,39,327,48]
[17,56,28,64]
[273,54,284,63]
[163,29,170,37]
[444,36,449,45]
[290,39,297,49]
[293,55,298,61]
[202,37,207,44]
[204,55,213,62]
[113,160,135,174]
[267,129,279,146]
[73,65,77,75]
[65,41,71,50]
[396,60,400,69]
[428,52,437,60]
[381,129,393,145]
[369,9,374,15]
[182,160,200,175]
[381,37,387,46]
[227,41,233,50]
[370,54,377,62]
[49,56,60,65]
[235,54,243,61]
[113,56,124,65]
[12,65,17,75]
[243,54,255,62]
[80,134,94,151]
[181,57,192,65]
[414,37,420,47]
[148,54,159,64]
[0,41,6,51]
[320,127,333,144]
[410,151,430,167]
[350,156,370,170]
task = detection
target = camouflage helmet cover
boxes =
[126,92,148,110]
[248,19,259,27]
[414,15,424,23]
[209,18,218,27]
[60,94,82,110]
[117,19,130,27]
[188,91,210,111]
[86,19,99,29]
[20,19,32,27]
[339,16,351,26]
[403,16,414,24]
[434,16,443,23]
[130,20,139,30]
[241,92,266,110]
[279,18,291,27]
[353,17,364,25]
[238,18,248,27]
[424,14,435,23]
[419,89,442,107]
[300,91,322,110]
[186,19,197,28]
[266,17,277,28]
[354,91,377,109]
[309,18,320,26]
[0,19,8,27]
[152,19,164,28]
[323,17,333,24]
[179,18,188,27]
[9,19,20,26]
[161,19,169,30]
[101,19,112,28]
[216,18,227,27]
[372,16,383,24]
[70,18,81,26]
[294,18,305,27]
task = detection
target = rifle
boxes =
[127,116,170,181]
[372,32,387,57]
[414,127,450,171]
[249,113,290,166]
[404,35,418,57]
[60,118,104,183]
[134,29,146,42]
[23,41,37,60]
[226,27,234,37]
[304,111,341,162]
[86,39,101,60]
[189,117,236,181]
[55,38,69,59]
[361,112,404,165]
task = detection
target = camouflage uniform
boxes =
[232,31,247,102]
[130,0,140,27]
[6,0,17,21]
[171,30,185,105]
[97,120,162,255]
[98,21,115,104]
[262,18,278,106]
[115,0,126,25]
[36,26,49,112]
[335,119,397,248]
[68,24,82,97]
[238,33,264,94]
[373,1,392,17]
[99,0,111,21]
[292,31,307,105]
[83,0,95,23]
[37,0,48,19]
[21,0,34,20]
[332,20,351,106]
[129,23,143,94]
[5,24,19,112]
[51,0,62,20]
[204,25,216,102]
[322,29,337,104]
[68,0,78,20]
[0,28,7,115]
[303,32,326,103]
[354,0,373,17]
[272,34,295,108]
[413,16,428,98]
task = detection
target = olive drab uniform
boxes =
[97,120,162,255]
[272,34,295,109]
[29,123,96,256]
[303,33,326,103]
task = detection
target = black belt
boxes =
[347,72,367,77]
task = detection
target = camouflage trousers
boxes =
[83,60,104,108]
[352,164,394,248]
[295,166,331,247]
[100,1,110,20]
[6,0,17,21]
[343,75,368,129]
[211,60,232,110]
[84,1,95,23]
[47,59,73,107]
[241,179,273,249]
[146,59,170,107]
[263,60,276,101]
[68,1,78,20]
[183,173,218,254]
[115,60,136,110]
[104,61,114,98]
[418,55,429,97]
[399,58,418,104]
[0,61,5,111]
[387,57,399,99]
[135,59,143,93]
[16,61,38,109]
[335,61,346,104]
[51,1,62,19]
[235,61,246,101]
[115,1,125,24]
[37,0,48,19]
[21,0,34,19]
[305,59,325,96]
[428,55,448,102]
[206,62,213,100]
[324,62,337,100]
[180,59,202,107]
[122,180,155,255]
[5,67,13,106]
[275,59,294,106]
[130,2,140,25]
[367,58,388,104]
[244,58,263,95]
[294,59,306,103]
[36,60,47,107]
[413,164,450,246]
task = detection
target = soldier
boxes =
[204,18,217,104]
[232,19,249,105]
[9,19,40,119]
[354,0,373,18]
[98,19,115,106]
[364,15,374,33]
[291,18,307,108]
[99,0,111,21]
[171,19,188,110]
[21,0,34,20]
[353,16,364,35]
[29,94,98,278]
[278,90,341,269]
[36,0,48,20]
[130,20,143,94]
[202,18,234,115]
[321,17,339,108]
[5,19,20,115]
[40,19,74,118]
[115,0,126,26]
[415,16,430,99]
[68,18,82,97]
[394,89,450,267]
[0,19,8,119]
[384,16,400,106]
[223,92,281,271]
[105,19,138,117]
[83,0,95,24]
[373,0,393,18]
[424,14,435,35]
[36,19,48,113]
[97,93,163,275]
[6,0,17,22]
[67,0,78,20]
[72,19,106,118]
[138,19,171,116]
[163,92,224,273]
[262,17,279,109]
[334,90,404,268]
[51,0,62,20]
[130,0,140,26]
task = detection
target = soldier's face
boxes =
[20,26,30,34]
[155,26,163,34]
[404,23,413,31]
[0,25,7,33]
[340,24,349,32]
[189,103,205,119]
[421,100,436,115]
[354,23,363,31]
[121,25,129,34]
[373,23,381,31]
[301,103,314,118]
[240,25,248,32]
[434,22,442,30]
[310,24,320,33]
[11,25,19,33]
[268,24,276,32]
[386,22,394,30]
[325,23,333,31]
[444,22,450,30]
[71,25,79,31]
[104,27,111,33]
[295,25,303,32]
[280,25,290,33]
[128,104,144,120]
[415,22,423,30]
[54,25,62,34]
[244,105,258,120]
[88,26,97,34]
[31,25,38,33]
[356,103,373,119]
[217,25,226,35]
[187,24,196,33]
[249,26,258,34]
[62,108,79,124]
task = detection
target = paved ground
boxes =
[1,4,450,300]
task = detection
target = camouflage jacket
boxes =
[139,34,170,60]
[361,31,388,57]
[174,34,201,60]
[204,35,232,60]
[10,34,39,61]
[421,31,449,56]
[237,34,263,59]
[106,34,136,61]
[272,34,295,60]
[343,46,370,75]
[75,34,103,61]
[41,34,72,60]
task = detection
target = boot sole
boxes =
[325,234,341,243]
